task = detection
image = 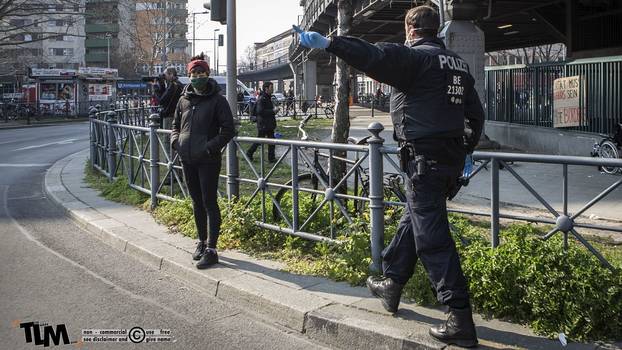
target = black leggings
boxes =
[182,161,221,248]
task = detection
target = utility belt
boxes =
[398,141,468,200]
[398,142,437,176]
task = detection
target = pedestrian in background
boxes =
[246,81,279,162]
[171,53,235,269]
[295,4,484,348]
[157,67,183,129]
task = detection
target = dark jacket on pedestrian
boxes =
[255,91,276,132]
[326,36,484,160]
[159,78,183,119]
[171,78,235,163]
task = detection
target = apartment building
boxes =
[135,0,189,75]
[84,0,134,72]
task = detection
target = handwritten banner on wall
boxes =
[553,75,586,128]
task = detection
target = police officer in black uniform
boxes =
[294,5,484,347]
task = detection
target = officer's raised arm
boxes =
[293,25,418,92]
[326,38,417,92]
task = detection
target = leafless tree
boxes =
[120,1,187,76]
[238,44,256,71]
[486,44,566,65]
[0,0,84,45]
[331,0,353,190]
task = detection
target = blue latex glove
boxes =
[293,25,330,49]
[463,154,473,178]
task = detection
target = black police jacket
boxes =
[326,36,484,154]
[171,79,235,163]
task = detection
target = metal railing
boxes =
[90,107,622,271]
[485,56,622,135]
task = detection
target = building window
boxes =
[55,20,64,26]
[73,5,79,12]
[55,5,63,11]
[49,48,73,56]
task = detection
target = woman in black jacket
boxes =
[171,53,235,269]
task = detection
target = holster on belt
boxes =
[398,142,436,177]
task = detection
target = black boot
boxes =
[366,276,404,313]
[196,249,219,269]
[429,307,478,348]
[192,240,206,261]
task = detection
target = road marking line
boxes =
[0,163,51,167]
[0,186,196,324]
[13,138,79,151]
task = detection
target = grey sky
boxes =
[187,0,303,71]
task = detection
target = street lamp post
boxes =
[213,28,220,75]
[105,32,112,68]
[192,11,209,57]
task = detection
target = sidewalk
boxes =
[44,149,617,350]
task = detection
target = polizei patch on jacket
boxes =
[438,55,469,73]
[446,73,465,105]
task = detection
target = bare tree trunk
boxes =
[331,0,353,191]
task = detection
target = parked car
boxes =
[272,92,286,104]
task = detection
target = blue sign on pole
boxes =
[117,82,147,89]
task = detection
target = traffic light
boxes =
[218,34,224,47]
[210,0,226,24]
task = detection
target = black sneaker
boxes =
[196,249,219,269]
[192,241,206,261]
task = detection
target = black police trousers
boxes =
[382,159,470,309]
[182,160,221,249]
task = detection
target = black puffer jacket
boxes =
[171,79,235,163]
[255,91,276,132]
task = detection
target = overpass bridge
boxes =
[283,0,621,154]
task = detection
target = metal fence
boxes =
[90,106,622,271]
[485,56,622,135]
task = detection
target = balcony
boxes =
[172,24,188,34]
[167,9,187,18]
[85,38,113,48]
[169,39,188,49]
[85,23,119,33]
[85,53,107,63]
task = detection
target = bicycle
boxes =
[271,113,405,222]
[591,122,622,175]
[300,100,334,119]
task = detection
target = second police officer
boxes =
[294,5,484,348]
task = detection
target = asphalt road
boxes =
[0,123,327,349]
